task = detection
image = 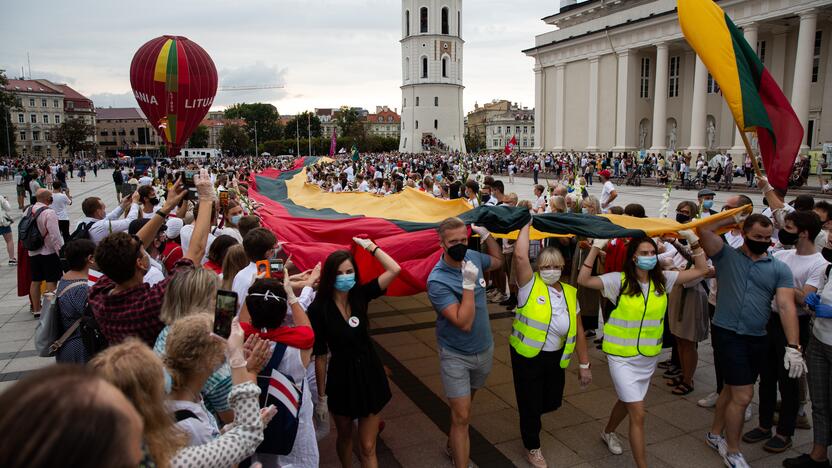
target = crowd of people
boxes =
[0,150,831,468]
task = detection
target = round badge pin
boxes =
[348,316,360,328]
[478,278,486,288]
[536,296,546,305]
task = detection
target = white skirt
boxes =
[607,354,660,403]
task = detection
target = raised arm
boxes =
[674,230,709,284]
[513,223,534,286]
[352,237,401,290]
[471,225,503,272]
[577,239,608,290]
[185,170,216,262]
[136,180,185,248]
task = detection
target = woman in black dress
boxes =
[309,237,401,468]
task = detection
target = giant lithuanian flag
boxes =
[678,0,803,193]
[248,158,749,296]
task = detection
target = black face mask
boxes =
[777,230,799,246]
[149,197,160,205]
[745,238,771,255]
[446,243,467,262]
[675,213,691,224]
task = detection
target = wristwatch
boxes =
[787,344,803,352]
[155,209,170,219]
[229,355,247,369]
[579,362,591,370]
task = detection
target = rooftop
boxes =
[96,107,147,121]
[2,79,63,95]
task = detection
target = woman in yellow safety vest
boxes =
[510,223,592,468]
[578,231,707,468]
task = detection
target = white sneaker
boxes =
[723,451,750,468]
[705,432,727,457]
[744,405,752,422]
[698,392,719,408]
[526,448,548,468]
[601,432,623,455]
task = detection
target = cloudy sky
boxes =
[1,0,558,116]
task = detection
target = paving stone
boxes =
[400,355,440,378]
[648,434,724,467]
[381,412,447,451]
[386,341,436,361]
[551,419,625,461]
[469,388,510,417]
[470,407,521,445]
[3,355,51,373]
[373,331,420,348]
[540,401,595,432]
[564,387,620,420]
[648,398,722,433]
[495,431,585,467]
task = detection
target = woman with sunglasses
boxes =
[510,223,592,468]
[578,231,707,468]
[308,237,401,468]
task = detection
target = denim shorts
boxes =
[439,345,494,399]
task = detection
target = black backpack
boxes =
[79,302,108,358]
[18,206,49,251]
[69,221,95,242]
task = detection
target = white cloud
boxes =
[1,0,555,115]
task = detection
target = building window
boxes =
[523,126,528,134]
[442,57,448,78]
[434,119,438,129]
[420,7,428,33]
[30,114,36,123]
[403,98,407,107]
[32,131,40,141]
[17,114,23,123]
[416,96,420,106]
[757,40,767,64]
[707,73,720,94]
[458,11,461,36]
[45,131,50,141]
[493,139,498,147]
[421,56,428,78]
[100,131,108,136]
[441,7,449,34]
[405,57,410,80]
[813,31,822,83]
[497,126,501,134]
[640,57,650,98]
[506,125,511,134]
[434,96,439,106]
[53,99,59,108]
[808,119,816,147]
[405,10,410,36]
[42,114,48,124]
[523,139,528,146]
[668,56,680,98]
[416,120,419,129]
[29,98,35,107]
[515,126,521,134]
[19,131,25,141]
[55,115,60,124]
[41,98,47,107]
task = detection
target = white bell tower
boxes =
[399,0,466,153]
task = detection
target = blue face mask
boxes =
[334,273,356,292]
[703,199,714,210]
[635,255,658,271]
[230,214,242,225]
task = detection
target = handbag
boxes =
[34,281,87,357]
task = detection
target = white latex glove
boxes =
[315,395,329,425]
[461,260,480,291]
[352,237,373,251]
[260,405,277,425]
[470,224,491,241]
[678,229,699,245]
[591,238,609,250]
[283,256,299,305]
[784,347,808,379]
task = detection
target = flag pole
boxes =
[735,122,763,179]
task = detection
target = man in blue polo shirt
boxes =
[698,212,807,468]
[427,217,502,468]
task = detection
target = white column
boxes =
[731,23,759,155]
[614,50,631,151]
[770,30,788,87]
[689,55,708,152]
[553,63,566,151]
[791,10,817,152]
[586,56,600,151]
[650,43,669,151]
[533,66,545,151]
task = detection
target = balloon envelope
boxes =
[130,35,218,157]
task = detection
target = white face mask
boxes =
[539,269,562,285]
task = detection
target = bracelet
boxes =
[582,262,594,269]
[155,209,169,218]
[372,246,380,256]
[579,362,591,370]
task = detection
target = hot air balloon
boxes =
[129,35,218,157]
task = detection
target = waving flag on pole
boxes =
[329,127,337,156]
[504,135,517,155]
[678,0,803,193]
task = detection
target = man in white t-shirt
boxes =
[138,173,153,186]
[231,227,278,313]
[531,185,546,214]
[50,182,72,241]
[598,170,617,214]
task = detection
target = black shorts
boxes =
[29,253,62,283]
[712,325,768,386]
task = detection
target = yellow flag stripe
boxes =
[677,0,745,127]
[153,39,173,83]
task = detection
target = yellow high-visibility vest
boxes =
[602,272,667,357]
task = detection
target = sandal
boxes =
[666,375,683,387]
[672,382,694,395]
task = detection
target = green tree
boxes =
[219,124,250,156]
[188,125,209,148]
[53,117,95,156]
[335,106,365,139]
[0,70,19,157]
[283,111,322,139]
[465,127,486,153]
[224,102,282,143]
